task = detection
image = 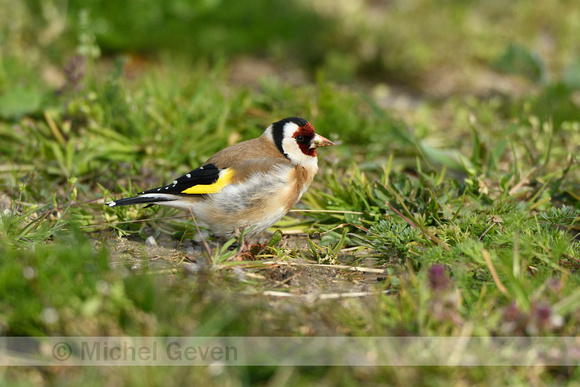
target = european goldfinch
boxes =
[106,117,334,239]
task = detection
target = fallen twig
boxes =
[482,249,509,296]
[385,201,416,228]
[290,209,364,215]
[189,208,213,258]
[222,260,388,274]
[262,289,395,299]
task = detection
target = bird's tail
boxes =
[106,194,177,208]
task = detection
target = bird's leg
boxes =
[232,227,266,260]
[232,227,249,251]
[231,227,251,260]
[240,238,252,253]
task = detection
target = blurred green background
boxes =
[4,0,580,93]
[2,0,579,204]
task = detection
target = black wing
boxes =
[140,163,222,195]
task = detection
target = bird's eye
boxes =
[295,135,305,142]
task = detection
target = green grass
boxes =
[1,0,580,385]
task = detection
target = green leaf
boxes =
[0,86,42,119]
[492,43,546,83]
[562,57,580,89]
[418,141,472,171]
[267,230,283,247]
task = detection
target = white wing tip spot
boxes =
[107,201,116,207]
[186,174,191,178]
[173,180,178,185]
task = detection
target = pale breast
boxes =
[192,164,303,237]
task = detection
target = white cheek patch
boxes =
[281,123,318,168]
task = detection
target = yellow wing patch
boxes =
[181,168,234,194]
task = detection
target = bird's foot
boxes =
[233,240,267,261]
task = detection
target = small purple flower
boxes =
[428,265,450,293]
[530,303,552,330]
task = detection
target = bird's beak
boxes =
[310,134,335,149]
